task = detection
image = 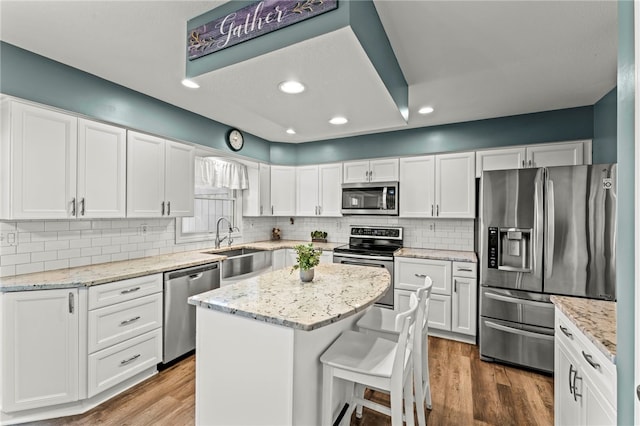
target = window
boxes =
[176,156,246,244]
[176,186,241,244]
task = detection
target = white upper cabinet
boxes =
[475,147,526,178]
[435,152,476,218]
[343,158,399,183]
[296,165,320,216]
[475,140,592,177]
[271,165,296,216]
[318,163,342,216]
[399,156,435,217]
[243,162,272,217]
[77,119,126,218]
[1,100,78,219]
[127,131,194,218]
[164,140,195,217]
[399,152,475,218]
[526,141,586,168]
[295,163,342,216]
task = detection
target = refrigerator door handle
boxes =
[484,320,555,341]
[484,291,551,308]
[545,179,555,278]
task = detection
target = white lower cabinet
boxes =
[395,257,477,342]
[1,288,79,412]
[554,308,616,425]
[86,275,163,398]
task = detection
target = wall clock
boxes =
[226,128,244,151]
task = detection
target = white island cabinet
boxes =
[552,298,616,426]
[188,263,390,426]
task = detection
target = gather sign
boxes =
[188,0,339,60]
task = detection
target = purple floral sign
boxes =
[188,0,338,60]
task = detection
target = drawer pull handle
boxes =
[559,325,573,338]
[457,268,473,272]
[121,287,141,295]
[120,354,141,366]
[414,273,427,278]
[582,351,601,370]
[120,316,141,326]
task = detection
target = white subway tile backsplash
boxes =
[32,251,58,262]
[69,257,92,268]
[17,242,45,254]
[69,221,92,231]
[70,239,92,249]
[91,237,111,247]
[30,231,59,242]
[45,240,69,251]
[16,262,44,275]
[0,246,17,256]
[1,253,30,266]
[45,259,69,270]
[45,221,70,232]
[17,221,44,232]
[81,247,101,257]
[58,248,81,259]
[0,222,17,231]
[0,265,16,276]
[102,245,121,255]
[57,231,81,240]
[111,253,129,262]
[91,254,112,264]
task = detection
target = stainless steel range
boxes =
[333,226,403,309]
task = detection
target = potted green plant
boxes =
[310,230,328,243]
[291,243,322,282]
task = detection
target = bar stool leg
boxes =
[322,365,335,426]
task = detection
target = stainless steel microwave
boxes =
[341,182,399,215]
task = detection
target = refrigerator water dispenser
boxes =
[498,227,532,272]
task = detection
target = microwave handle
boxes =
[382,186,387,210]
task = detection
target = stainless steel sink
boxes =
[202,248,273,282]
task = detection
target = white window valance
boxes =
[195,157,249,190]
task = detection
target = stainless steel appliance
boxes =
[333,226,403,308]
[163,262,220,364]
[479,164,617,373]
[341,182,399,215]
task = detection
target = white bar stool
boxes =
[356,277,433,426]
[319,293,420,426]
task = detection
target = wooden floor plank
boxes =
[27,337,554,426]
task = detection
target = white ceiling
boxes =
[0,1,617,144]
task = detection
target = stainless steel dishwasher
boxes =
[163,262,220,364]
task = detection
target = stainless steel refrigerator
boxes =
[479,164,616,373]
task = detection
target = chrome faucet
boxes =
[215,217,234,249]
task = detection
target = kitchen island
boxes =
[188,263,390,426]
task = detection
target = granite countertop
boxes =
[188,263,390,331]
[394,247,477,263]
[550,295,616,364]
[0,240,342,292]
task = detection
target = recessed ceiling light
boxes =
[329,116,348,125]
[419,106,434,114]
[286,128,296,135]
[278,80,305,94]
[181,79,200,89]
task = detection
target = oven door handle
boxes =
[484,320,554,341]
[484,291,551,309]
[333,253,393,262]
[340,260,386,268]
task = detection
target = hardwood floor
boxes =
[29,337,553,426]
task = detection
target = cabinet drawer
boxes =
[395,258,451,295]
[556,310,616,407]
[452,261,476,278]
[87,328,162,398]
[88,274,162,309]
[88,293,162,353]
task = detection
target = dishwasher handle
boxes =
[165,263,219,280]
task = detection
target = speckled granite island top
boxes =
[188,263,390,331]
[394,248,477,263]
[551,295,616,363]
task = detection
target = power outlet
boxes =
[0,232,17,246]
[140,224,148,236]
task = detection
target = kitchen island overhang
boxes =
[188,263,391,426]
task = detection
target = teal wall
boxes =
[272,107,596,165]
[616,1,635,424]
[593,88,618,163]
[0,42,272,162]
